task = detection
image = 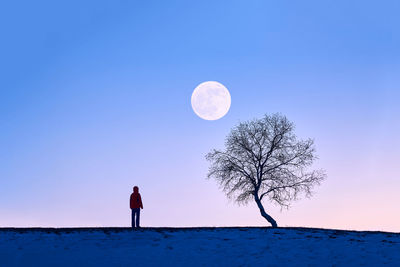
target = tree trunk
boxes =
[254,195,278,228]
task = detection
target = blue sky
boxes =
[1,0,400,231]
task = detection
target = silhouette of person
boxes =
[130,186,143,228]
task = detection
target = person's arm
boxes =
[129,194,133,209]
[139,195,143,209]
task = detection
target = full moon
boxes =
[191,81,231,120]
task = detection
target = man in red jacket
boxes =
[130,186,143,228]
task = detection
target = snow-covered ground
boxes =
[1,227,399,266]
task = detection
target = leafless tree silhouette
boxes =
[206,113,326,227]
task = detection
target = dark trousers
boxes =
[131,208,140,228]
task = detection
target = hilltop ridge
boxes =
[1,227,399,266]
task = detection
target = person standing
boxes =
[130,186,143,228]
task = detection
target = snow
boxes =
[1,227,399,266]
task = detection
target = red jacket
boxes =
[130,187,143,209]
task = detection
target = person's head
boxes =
[133,186,139,193]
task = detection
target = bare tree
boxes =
[206,113,326,227]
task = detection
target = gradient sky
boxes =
[1,0,399,231]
